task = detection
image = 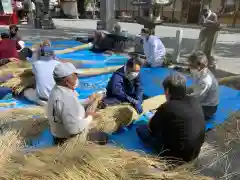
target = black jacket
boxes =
[149,96,206,162]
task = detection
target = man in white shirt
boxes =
[140,28,166,67]
[47,62,103,145]
[23,47,60,106]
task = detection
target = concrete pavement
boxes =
[0,19,239,73]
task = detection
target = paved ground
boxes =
[1,18,239,74]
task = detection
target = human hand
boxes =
[86,112,100,118]
[8,58,19,62]
[134,103,143,114]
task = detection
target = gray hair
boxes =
[188,51,208,67]
[162,72,187,99]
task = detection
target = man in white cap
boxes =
[47,62,98,145]
[23,47,60,105]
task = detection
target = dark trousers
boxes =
[136,125,203,163]
[136,125,163,153]
[202,105,218,120]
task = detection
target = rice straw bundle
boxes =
[0,106,45,122]
[0,70,35,95]
[88,95,166,133]
[92,104,139,133]
[0,107,48,139]
[0,139,213,180]
[0,130,21,169]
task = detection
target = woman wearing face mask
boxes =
[187,51,219,120]
[100,57,144,114]
[47,62,106,145]
[140,28,166,68]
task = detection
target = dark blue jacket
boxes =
[103,66,143,105]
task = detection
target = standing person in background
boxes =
[195,5,220,70]
[140,28,166,68]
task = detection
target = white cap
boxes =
[53,62,78,78]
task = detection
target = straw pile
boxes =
[0,69,35,95]
[0,134,213,180]
[0,107,48,140]
[92,105,139,133]
[88,94,166,133]
[0,61,31,78]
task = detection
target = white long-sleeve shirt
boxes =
[143,35,166,67]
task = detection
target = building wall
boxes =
[162,0,182,21]
[210,0,222,13]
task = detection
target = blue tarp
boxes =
[0,40,239,153]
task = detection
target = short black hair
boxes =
[19,47,33,60]
[9,24,18,31]
[126,57,144,68]
[1,32,10,39]
[162,73,187,99]
[141,28,151,35]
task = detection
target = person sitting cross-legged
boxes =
[23,47,61,106]
[47,62,108,145]
[136,73,206,163]
[187,51,219,120]
[100,57,145,114]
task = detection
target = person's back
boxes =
[150,96,205,161]
[0,39,20,59]
[137,72,205,162]
[32,58,60,99]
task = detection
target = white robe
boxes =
[143,35,166,67]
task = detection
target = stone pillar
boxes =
[99,0,115,32]
[173,29,183,63]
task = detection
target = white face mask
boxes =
[74,78,79,89]
[127,72,139,81]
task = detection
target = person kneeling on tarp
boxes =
[23,47,61,106]
[100,57,145,114]
[89,30,114,54]
[140,28,166,67]
[136,73,206,162]
[47,63,106,145]
[187,51,219,120]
